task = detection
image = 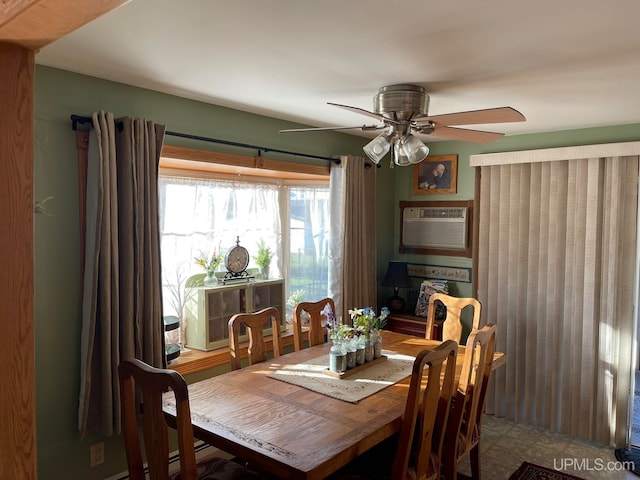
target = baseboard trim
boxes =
[104,441,224,480]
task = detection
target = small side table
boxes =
[384,313,442,340]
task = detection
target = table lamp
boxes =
[381,261,413,313]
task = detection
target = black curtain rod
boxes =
[69,114,348,165]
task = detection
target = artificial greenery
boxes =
[287,289,306,308]
[255,239,273,269]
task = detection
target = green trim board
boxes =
[407,263,472,283]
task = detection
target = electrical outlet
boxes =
[90,442,104,467]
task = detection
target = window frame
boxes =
[160,145,331,181]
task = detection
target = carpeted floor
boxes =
[457,415,637,479]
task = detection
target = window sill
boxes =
[168,325,308,376]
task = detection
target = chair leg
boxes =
[469,443,481,480]
[443,458,458,480]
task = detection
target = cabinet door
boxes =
[251,280,285,331]
[185,285,247,351]
[206,287,245,346]
[186,281,284,351]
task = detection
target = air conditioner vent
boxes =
[419,207,466,219]
[402,206,468,251]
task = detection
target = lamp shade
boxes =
[363,134,391,163]
[381,261,413,288]
[393,142,412,167]
[400,134,429,164]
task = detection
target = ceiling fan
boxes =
[280,84,526,167]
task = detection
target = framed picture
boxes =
[413,154,458,195]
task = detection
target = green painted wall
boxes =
[382,123,640,338]
[388,122,640,286]
[34,65,640,478]
[33,66,371,479]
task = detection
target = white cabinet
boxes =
[185,279,285,351]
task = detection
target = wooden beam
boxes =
[0,0,129,50]
[0,40,36,480]
[0,2,127,479]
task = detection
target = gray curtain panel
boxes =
[329,156,377,321]
[78,111,166,436]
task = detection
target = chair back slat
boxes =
[118,358,198,480]
[293,298,336,351]
[443,324,497,480]
[392,340,458,480]
[228,307,282,370]
[425,293,481,343]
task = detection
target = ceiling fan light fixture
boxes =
[400,134,429,164]
[393,142,412,167]
[363,134,392,164]
[282,84,526,165]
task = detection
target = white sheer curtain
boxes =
[159,177,333,326]
[158,176,281,307]
[329,162,346,318]
[472,144,640,446]
[284,186,331,302]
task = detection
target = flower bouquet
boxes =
[324,307,355,373]
[349,306,389,360]
[349,306,390,336]
[195,251,221,285]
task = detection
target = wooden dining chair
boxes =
[293,297,336,351]
[118,358,264,480]
[442,324,497,480]
[393,340,458,480]
[329,340,458,480]
[425,293,481,343]
[228,307,282,371]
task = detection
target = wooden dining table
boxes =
[163,330,505,480]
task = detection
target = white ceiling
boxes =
[36,0,640,143]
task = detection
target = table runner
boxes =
[267,351,415,403]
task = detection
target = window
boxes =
[157,148,331,342]
[288,187,330,300]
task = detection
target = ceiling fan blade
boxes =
[413,106,525,126]
[429,126,504,144]
[279,124,385,133]
[327,102,399,124]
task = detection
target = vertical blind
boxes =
[473,147,639,446]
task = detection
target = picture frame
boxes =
[413,154,458,195]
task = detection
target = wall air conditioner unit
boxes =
[400,201,473,257]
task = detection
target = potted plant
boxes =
[255,239,273,279]
[286,289,306,323]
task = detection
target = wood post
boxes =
[0,41,37,479]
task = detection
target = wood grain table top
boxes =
[163,330,505,480]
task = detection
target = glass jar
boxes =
[346,337,357,369]
[329,340,347,373]
[371,329,382,359]
[364,335,374,363]
[355,335,366,365]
